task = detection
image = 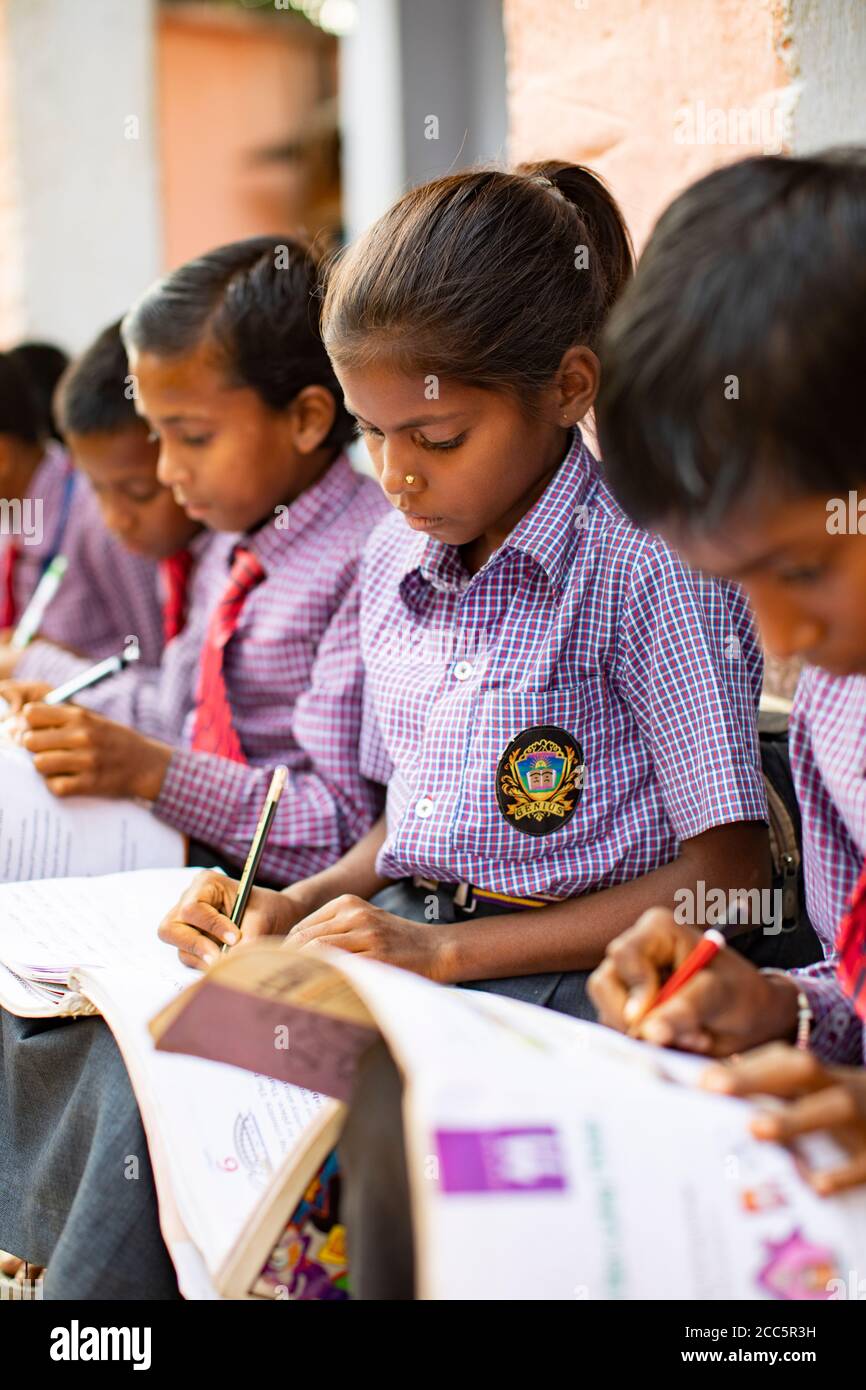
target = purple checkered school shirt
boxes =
[788,668,866,953]
[18,455,387,882]
[792,958,865,1065]
[358,430,767,899]
[9,443,164,667]
[786,668,866,1064]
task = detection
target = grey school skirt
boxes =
[0,879,594,1299]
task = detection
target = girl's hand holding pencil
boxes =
[159,869,302,971]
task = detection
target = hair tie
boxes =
[528,172,569,209]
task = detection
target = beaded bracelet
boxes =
[762,969,813,1050]
[794,989,813,1050]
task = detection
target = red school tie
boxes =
[0,543,18,631]
[159,548,195,643]
[190,547,265,765]
[836,857,866,1022]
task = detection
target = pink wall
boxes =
[157,6,337,270]
[504,0,792,251]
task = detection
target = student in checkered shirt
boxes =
[0,351,165,676]
[0,240,387,887]
[19,319,202,657]
[592,152,866,1197]
[166,163,772,1019]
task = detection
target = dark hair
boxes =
[55,321,140,437]
[597,150,866,529]
[8,341,69,441]
[123,235,354,452]
[0,351,44,445]
[322,162,633,398]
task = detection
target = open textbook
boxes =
[0,868,340,1299]
[152,944,866,1301]
[0,744,184,880]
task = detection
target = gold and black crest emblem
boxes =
[495,725,585,837]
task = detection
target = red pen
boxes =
[629,928,727,1034]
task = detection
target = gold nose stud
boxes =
[404,474,416,485]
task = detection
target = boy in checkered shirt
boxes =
[592,151,866,1197]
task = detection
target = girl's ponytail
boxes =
[519,160,633,315]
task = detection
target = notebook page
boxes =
[82,961,326,1280]
[0,866,327,1284]
[454,988,708,1084]
[0,866,198,979]
[329,953,866,1301]
[0,747,184,881]
[0,958,60,1012]
[412,1049,866,1300]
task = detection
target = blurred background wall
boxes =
[158,3,340,267]
[3,0,864,354]
[0,0,161,351]
[505,0,866,252]
[0,0,508,350]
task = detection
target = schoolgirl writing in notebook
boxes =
[164,163,772,1017]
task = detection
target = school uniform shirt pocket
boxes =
[449,689,587,864]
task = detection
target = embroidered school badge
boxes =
[495,725,584,837]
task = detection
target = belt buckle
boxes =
[453,881,476,914]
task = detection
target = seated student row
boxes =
[0,157,848,1299]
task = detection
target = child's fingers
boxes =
[297,933,360,954]
[2,712,27,742]
[183,871,238,914]
[20,701,78,729]
[701,1042,827,1100]
[290,914,357,947]
[641,1014,716,1053]
[0,681,50,710]
[158,874,239,956]
[636,972,722,1047]
[750,1084,858,1143]
[158,919,222,965]
[809,1151,866,1197]
[171,899,238,947]
[177,948,212,973]
[43,775,84,798]
[23,725,91,753]
[605,910,702,1021]
[289,894,363,929]
[288,896,366,944]
[586,957,631,1028]
[32,750,92,778]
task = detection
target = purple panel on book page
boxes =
[435,1126,568,1194]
